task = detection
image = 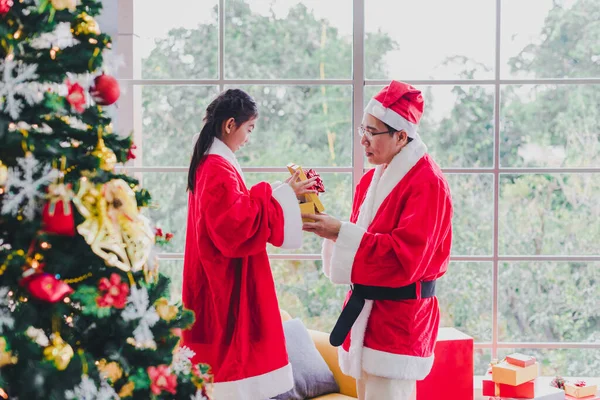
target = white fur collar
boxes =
[207,138,245,183]
[357,137,428,228]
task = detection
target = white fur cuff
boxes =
[321,239,334,278]
[271,182,303,249]
[330,222,366,284]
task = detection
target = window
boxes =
[115,0,600,376]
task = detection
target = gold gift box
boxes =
[491,361,539,386]
[565,382,598,398]
[287,163,325,223]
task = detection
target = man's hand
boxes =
[302,213,342,241]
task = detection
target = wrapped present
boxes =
[507,353,537,368]
[492,360,539,386]
[416,328,473,400]
[287,163,325,222]
[565,381,598,398]
[483,373,535,398]
[515,385,568,400]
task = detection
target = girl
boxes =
[182,89,316,400]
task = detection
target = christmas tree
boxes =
[0,0,212,398]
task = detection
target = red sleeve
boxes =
[199,162,285,258]
[329,180,452,286]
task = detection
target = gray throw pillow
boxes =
[273,318,340,400]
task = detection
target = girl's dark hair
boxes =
[187,89,258,193]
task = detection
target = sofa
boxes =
[280,310,357,399]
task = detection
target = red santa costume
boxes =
[322,81,453,389]
[182,138,303,400]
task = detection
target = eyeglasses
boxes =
[358,125,396,140]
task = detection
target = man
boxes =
[303,80,453,400]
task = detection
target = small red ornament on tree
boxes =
[90,74,120,106]
[0,0,14,15]
[42,183,75,236]
[97,273,129,309]
[147,365,177,395]
[24,273,73,303]
[66,81,87,113]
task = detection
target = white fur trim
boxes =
[362,348,434,381]
[212,363,293,400]
[371,137,428,215]
[338,299,374,379]
[271,182,303,249]
[208,138,245,183]
[330,222,366,284]
[321,239,334,278]
[365,98,418,138]
[334,137,429,380]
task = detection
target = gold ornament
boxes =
[73,178,154,272]
[118,381,135,398]
[0,337,19,368]
[155,298,178,322]
[51,0,77,11]
[73,12,101,35]
[91,130,117,171]
[98,359,123,382]
[43,333,74,371]
[0,160,7,188]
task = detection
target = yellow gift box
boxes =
[565,382,598,398]
[287,163,325,222]
[491,361,539,386]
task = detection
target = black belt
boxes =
[329,281,436,347]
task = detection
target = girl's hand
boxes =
[286,171,318,200]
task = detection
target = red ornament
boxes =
[305,169,325,193]
[66,81,87,113]
[96,273,129,309]
[147,365,177,395]
[0,0,13,15]
[25,273,73,303]
[42,184,75,236]
[90,74,120,106]
[165,233,173,241]
[155,228,163,237]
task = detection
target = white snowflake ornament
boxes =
[172,345,196,374]
[1,153,59,220]
[30,22,79,50]
[0,287,15,334]
[65,375,118,400]
[0,56,40,119]
[122,285,159,349]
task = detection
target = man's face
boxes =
[360,113,408,165]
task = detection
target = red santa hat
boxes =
[364,80,424,138]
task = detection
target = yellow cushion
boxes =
[280,309,293,322]
[308,329,357,398]
[279,310,357,399]
[311,394,356,400]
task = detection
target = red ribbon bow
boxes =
[575,380,586,387]
[305,169,325,193]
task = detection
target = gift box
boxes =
[492,360,539,386]
[482,373,535,398]
[416,328,473,400]
[565,381,598,398]
[513,385,567,400]
[507,353,537,368]
[287,163,325,222]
